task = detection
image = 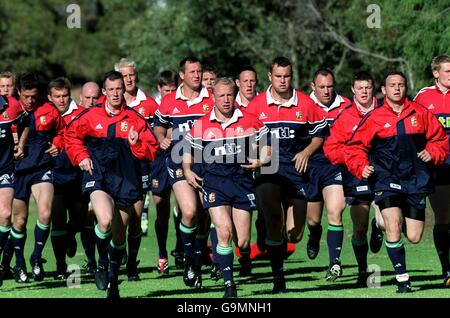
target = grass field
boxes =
[0,199,448,299]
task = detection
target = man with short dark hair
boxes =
[345,71,449,292]
[12,72,65,283]
[324,71,383,287]
[414,55,450,286]
[154,56,215,289]
[246,56,328,293]
[184,77,270,297]
[305,68,351,281]
[65,71,159,298]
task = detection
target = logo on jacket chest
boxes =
[120,121,128,132]
[202,104,210,113]
[296,111,302,120]
[411,116,417,127]
[2,112,8,120]
[40,116,46,125]
[138,107,145,116]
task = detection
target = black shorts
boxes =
[374,191,426,221]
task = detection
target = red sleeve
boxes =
[344,116,375,179]
[129,116,160,161]
[324,116,348,165]
[424,109,449,165]
[65,115,91,166]
[51,109,66,152]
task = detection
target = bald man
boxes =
[79,82,101,108]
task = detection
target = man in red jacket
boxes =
[324,71,383,287]
[12,72,65,284]
[345,71,449,293]
[414,55,450,286]
[65,71,159,299]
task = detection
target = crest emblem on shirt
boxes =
[138,107,145,116]
[296,111,302,120]
[202,104,210,113]
[120,121,128,132]
[175,169,184,178]
[411,116,417,127]
[208,192,216,203]
[152,179,159,189]
[2,112,8,120]
[236,126,244,134]
[40,116,46,125]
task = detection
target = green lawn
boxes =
[0,199,448,298]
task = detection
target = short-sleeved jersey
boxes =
[15,101,65,173]
[414,82,450,164]
[310,92,352,125]
[246,87,327,164]
[0,96,26,172]
[185,107,270,177]
[345,98,448,194]
[153,85,215,146]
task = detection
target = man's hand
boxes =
[159,138,172,150]
[79,158,94,175]
[362,165,375,178]
[417,150,431,162]
[14,145,24,160]
[185,169,203,189]
[292,149,312,173]
[128,126,138,145]
[241,158,262,171]
[45,143,59,157]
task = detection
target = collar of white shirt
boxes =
[127,88,147,108]
[209,107,243,129]
[176,84,209,107]
[310,92,344,111]
[266,85,297,107]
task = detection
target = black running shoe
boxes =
[223,282,237,298]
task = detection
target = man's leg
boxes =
[350,202,370,286]
[11,198,29,283]
[172,180,202,288]
[152,191,171,274]
[306,201,323,260]
[0,188,13,286]
[29,182,54,281]
[106,204,130,299]
[323,184,346,281]
[429,186,450,284]
[256,182,286,294]
[90,190,114,290]
[233,207,252,278]
[210,205,236,298]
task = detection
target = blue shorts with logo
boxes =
[167,157,204,187]
[342,169,374,206]
[202,172,256,212]
[0,167,14,190]
[81,171,142,208]
[14,167,53,200]
[256,162,307,199]
[149,152,171,195]
[305,161,342,202]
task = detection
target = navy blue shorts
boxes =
[202,173,256,212]
[167,157,203,186]
[374,191,426,221]
[346,194,374,206]
[0,167,15,190]
[150,153,171,195]
[306,162,342,202]
[256,162,307,199]
[14,167,53,200]
[82,173,141,208]
[140,161,152,192]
